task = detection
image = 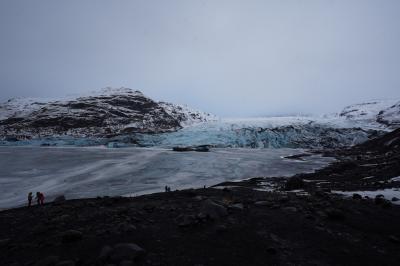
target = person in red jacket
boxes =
[39,192,45,205]
[35,192,45,205]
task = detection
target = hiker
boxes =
[35,192,45,205]
[39,192,45,205]
[165,185,168,192]
[36,192,41,205]
[28,192,33,207]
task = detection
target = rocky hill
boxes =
[0,88,216,139]
[339,99,400,128]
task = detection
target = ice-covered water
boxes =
[0,146,334,209]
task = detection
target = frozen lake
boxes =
[0,146,334,208]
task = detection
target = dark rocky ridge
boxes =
[0,88,215,139]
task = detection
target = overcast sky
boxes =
[0,0,399,117]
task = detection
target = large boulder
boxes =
[199,199,228,220]
[110,243,146,262]
[61,230,82,243]
[53,195,66,203]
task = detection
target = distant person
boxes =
[28,192,33,207]
[36,192,41,205]
[35,192,45,205]
[39,192,45,205]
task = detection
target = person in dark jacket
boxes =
[28,192,33,207]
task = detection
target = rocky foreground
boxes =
[1,130,400,266]
[1,187,400,266]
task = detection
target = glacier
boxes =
[0,116,384,149]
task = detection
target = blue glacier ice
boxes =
[0,117,385,149]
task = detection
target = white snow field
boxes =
[0,146,334,209]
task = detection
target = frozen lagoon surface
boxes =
[0,146,334,209]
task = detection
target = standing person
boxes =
[28,192,33,207]
[35,192,41,205]
[39,192,45,205]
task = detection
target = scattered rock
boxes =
[99,245,113,261]
[389,235,400,244]
[285,176,304,190]
[375,195,392,207]
[117,223,137,233]
[120,260,134,266]
[55,261,75,266]
[34,256,59,266]
[61,230,83,243]
[254,201,269,206]
[194,195,205,201]
[279,196,289,203]
[392,197,399,202]
[199,199,228,220]
[374,195,385,205]
[266,247,277,255]
[283,206,297,212]
[53,195,66,203]
[0,238,10,247]
[382,200,393,208]
[215,225,228,233]
[176,214,197,227]
[52,214,70,223]
[352,193,362,200]
[325,208,345,220]
[172,146,194,152]
[110,243,146,262]
[230,203,244,210]
[173,145,210,152]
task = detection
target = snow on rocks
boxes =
[332,188,400,205]
[0,87,216,139]
[377,101,400,128]
[339,99,400,128]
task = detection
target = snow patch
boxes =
[333,189,400,204]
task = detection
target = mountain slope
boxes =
[377,101,400,127]
[339,99,400,128]
[0,87,216,138]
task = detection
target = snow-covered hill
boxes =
[377,102,400,127]
[339,100,400,128]
[158,102,217,127]
[0,87,217,139]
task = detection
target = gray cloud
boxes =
[1,0,400,116]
